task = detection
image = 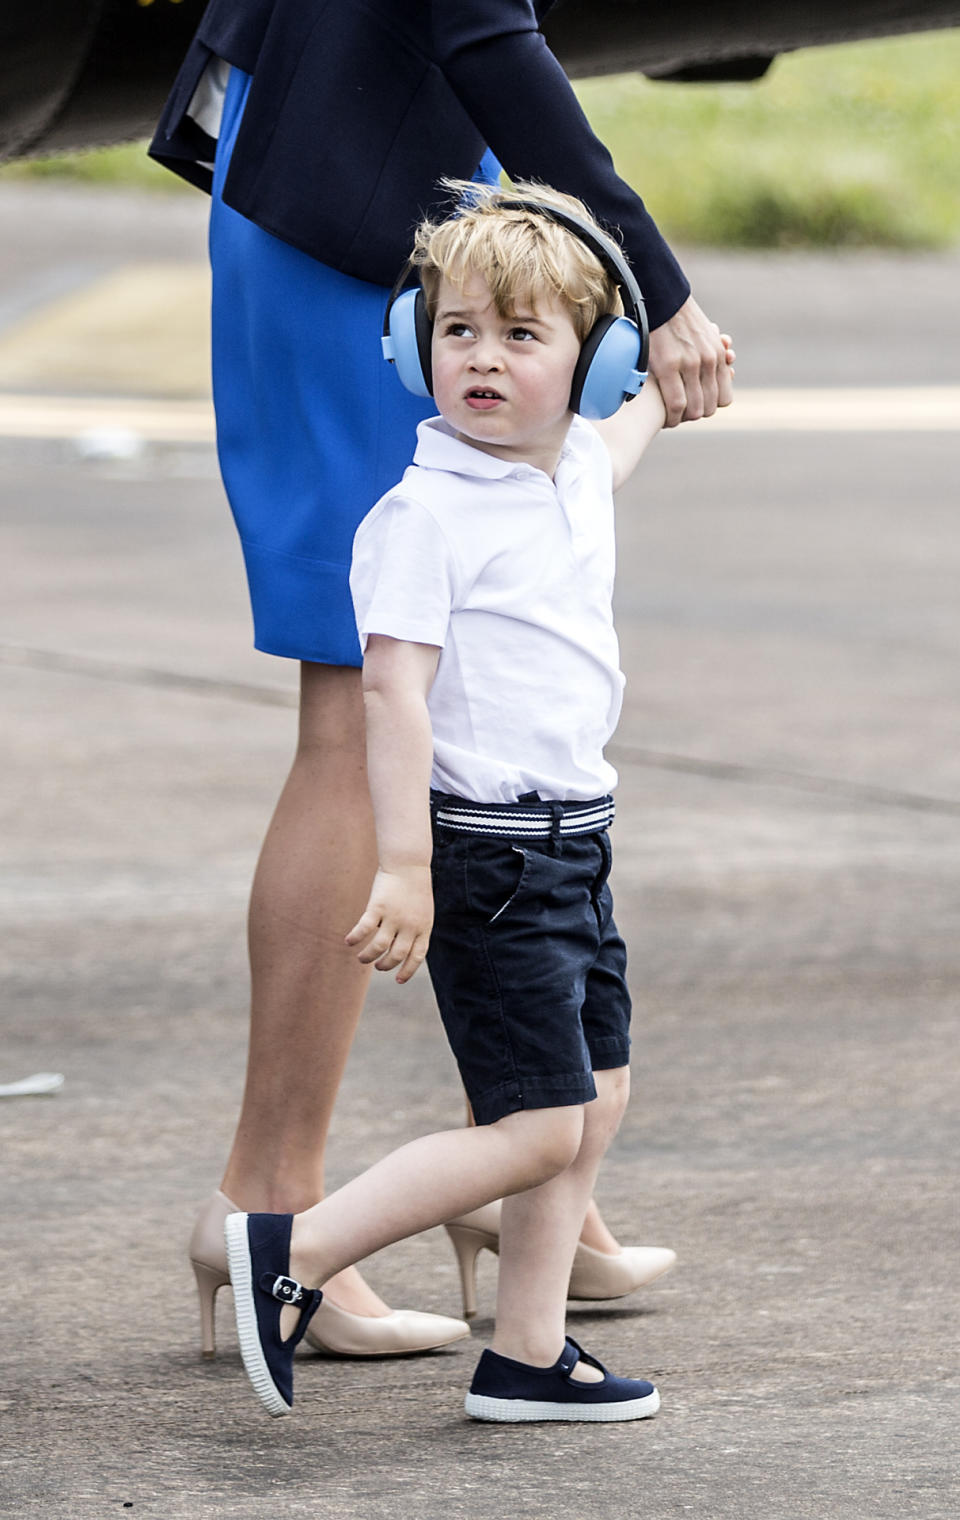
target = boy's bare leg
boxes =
[492,1068,631,1380]
[284,1105,586,1327]
[217,660,624,1310]
[219,660,389,1315]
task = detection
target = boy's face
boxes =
[431,272,582,473]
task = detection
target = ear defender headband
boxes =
[381,197,649,421]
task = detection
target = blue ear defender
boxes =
[569,312,646,421]
[380,287,434,399]
[381,198,649,421]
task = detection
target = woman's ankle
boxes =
[578,1198,622,1255]
[219,1166,326,1218]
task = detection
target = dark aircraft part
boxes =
[2,0,960,162]
[544,0,960,80]
[644,58,775,84]
[1,0,204,162]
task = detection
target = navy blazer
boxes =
[149,0,689,328]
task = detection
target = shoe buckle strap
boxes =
[557,1343,579,1377]
[558,1335,606,1380]
[262,1272,306,1305]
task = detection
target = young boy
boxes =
[225,184,730,1422]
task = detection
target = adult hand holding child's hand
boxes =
[649,294,735,426]
[346,866,434,984]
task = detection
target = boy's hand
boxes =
[346,865,434,984]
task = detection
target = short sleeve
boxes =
[350,495,457,652]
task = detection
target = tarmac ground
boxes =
[0,185,958,1518]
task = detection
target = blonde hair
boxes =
[413,180,623,343]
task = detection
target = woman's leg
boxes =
[219,660,388,1314]
[493,1067,631,1374]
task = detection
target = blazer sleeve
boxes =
[431,0,689,329]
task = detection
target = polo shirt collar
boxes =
[413,415,592,482]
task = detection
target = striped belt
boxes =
[431,793,615,839]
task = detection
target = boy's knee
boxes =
[501,1106,584,1186]
[533,1114,583,1182]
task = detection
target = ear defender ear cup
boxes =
[569,314,646,420]
[382,286,434,398]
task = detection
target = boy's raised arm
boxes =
[591,334,734,490]
[345,634,440,984]
[590,377,666,492]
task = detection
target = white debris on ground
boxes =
[0,1071,65,1097]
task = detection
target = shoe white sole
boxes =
[464,1386,660,1423]
[224,1212,291,1418]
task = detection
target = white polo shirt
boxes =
[350,416,625,804]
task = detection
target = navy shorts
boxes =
[426,795,632,1126]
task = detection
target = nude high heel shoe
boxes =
[567,1242,676,1301]
[189,1190,470,1358]
[444,1200,676,1319]
[301,1298,469,1356]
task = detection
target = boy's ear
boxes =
[383,288,434,398]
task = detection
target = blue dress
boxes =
[210,67,499,665]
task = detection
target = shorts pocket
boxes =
[464,841,530,926]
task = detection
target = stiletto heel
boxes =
[188,1188,238,1359]
[444,1225,490,1319]
[192,1259,228,1358]
[443,1202,501,1319]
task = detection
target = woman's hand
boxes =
[649,295,735,427]
[346,865,434,984]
